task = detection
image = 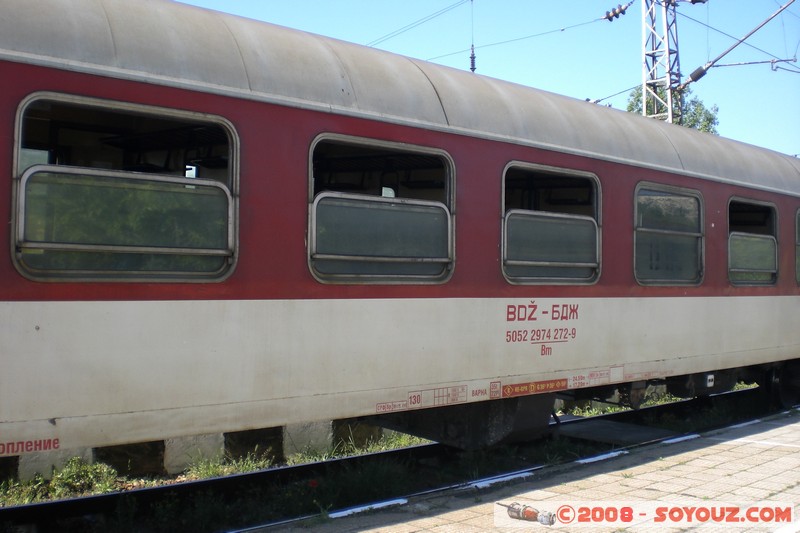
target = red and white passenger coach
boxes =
[1,0,799,459]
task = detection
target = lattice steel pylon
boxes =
[642,0,683,123]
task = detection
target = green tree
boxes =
[627,86,719,134]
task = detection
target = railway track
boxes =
[0,387,774,532]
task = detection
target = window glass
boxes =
[635,186,702,284]
[503,165,599,283]
[15,95,235,280]
[309,138,453,283]
[729,233,777,283]
[313,195,449,277]
[728,200,777,285]
[20,170,230,274]
[796,212,800,284]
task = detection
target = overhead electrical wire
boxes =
[591,83,640,104]
[678,5,800,76]
[367,0,797,110]
[594,2,800,109]
[427,18,600,62]
[774,0,800,20]
[714,57,797,71]
[679,2,797,90]
[366,0,470,47]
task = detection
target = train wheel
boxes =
[617,382,647,409]
[763,361,800,409]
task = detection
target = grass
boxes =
[0,432,428,509]
[285,431,429,466]
[557,387,685,418]
[0,388,723,508]
[185,451,273,479]
[0,384,767,529]
[0,457,118,506]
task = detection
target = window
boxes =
[635,185,703,284]
[309,136,453,283]
[14,94,236,281]
[728,199,777,285]
[796,211,800,284]
[502,164,599,283]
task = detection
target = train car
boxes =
[1,0,799,462]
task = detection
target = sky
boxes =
[176,0,799,156]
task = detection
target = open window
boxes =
[502,164,599,283]
[14,94,237,281]
[309,136,454,283]
[728,199,777,285]
[634,184,703,285]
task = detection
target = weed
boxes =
[51,457,117,498]
[566,402,626,417]
[0,457,119,507]
[0,388,768,529]
[284,432,429,466]
[185,451,273,480]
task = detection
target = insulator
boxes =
[470,45,476,73]
[688,65,708,83]
[604,3,628,21]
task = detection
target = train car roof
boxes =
[2,0,799,195]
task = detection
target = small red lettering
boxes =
[0,438,59,456]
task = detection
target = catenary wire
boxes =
[678,9,800,73]
[367,0,470,47]
[427,18,600,62]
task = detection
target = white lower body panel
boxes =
[1,295,797,454]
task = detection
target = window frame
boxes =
[796,209,800,285]
[12,92,239,282]
[308,134,455,284]
[727,197,778,286]
[501,162,601,285]
[633,182,704,286]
